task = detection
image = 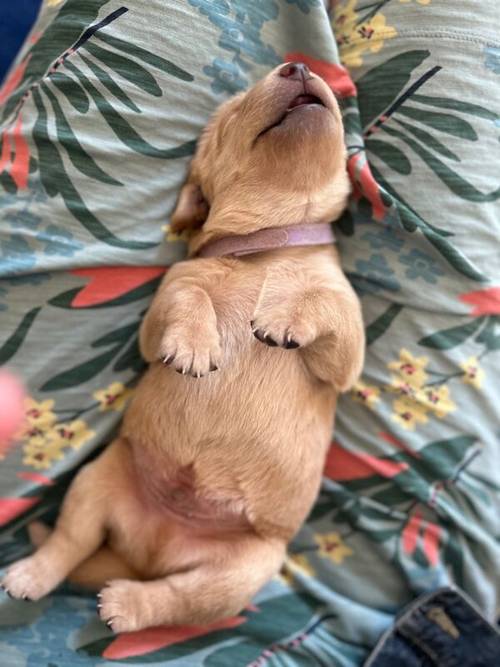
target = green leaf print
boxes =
[356,50,431,128]
[82,41,163,97]
[79,593,317,664]
[32,88,155,249]
[411,435,478,479]
[411,94,500,123]
[64,60,196,160]
[381,125,500,203]
[41,83,122,186]
[1,1,195,249]
[370,484,412,508]
[50,71,90,113]
[0,0,114,123]
[396,106,478,141]
[365,139,411,174]
[91,321,139,347]
[369,164,486,282]
[418,318,485,349]
[422,229,487,283]
[40,344,122,391]
[113,335,145,372]
[0,171,17,194]
[365,303,404,346]
[78,53,141,112]
[0,307,41,364]
[443,530,464,585]
[392,118,460,162]
[94,30,194,81]
[476,316,500,350]
[308,500,336,522]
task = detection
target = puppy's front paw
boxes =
[251,306,317,350]
[159,324,221,378]
[98,580,148,633]
[1,556,51,601]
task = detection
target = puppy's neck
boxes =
[188,174,349,257]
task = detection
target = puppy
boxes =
[2,62,364,632]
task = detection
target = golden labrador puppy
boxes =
[2,62,364,632]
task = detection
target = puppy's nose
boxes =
[278,62,312,82]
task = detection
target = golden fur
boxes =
[2,63,364,632]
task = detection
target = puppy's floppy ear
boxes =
[170,182,209,233]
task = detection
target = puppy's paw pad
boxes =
[98,580,144,633]
[1,557,48,601]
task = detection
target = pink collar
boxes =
[196,222,335,258]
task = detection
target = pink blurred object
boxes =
[0,370,25,454]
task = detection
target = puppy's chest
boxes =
[212,275,262,347]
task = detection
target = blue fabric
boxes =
[0,1,41,81]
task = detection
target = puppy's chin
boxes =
[258,104,338,150]
[254,106,341,187]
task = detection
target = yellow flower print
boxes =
[23,398,57,444]
[460,356,485,389]
[45,0,66,6]
[392,396,428,430]
[50,420,95,450]
[352,380,380,409]
[332,0,397,69]
[315,532,353,565]
[23,418,94,469]
[332,0,358,45]
[161,223,191,244]
[417,385,456,419]
[24,425,49,447]
[279,553,316,586]
[23,440,64,470]
[399,0,431,5]
[94,382,133,412]
[388,349,429,389]
[25,398,56,429]
[388,376,417,398]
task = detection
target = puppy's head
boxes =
[171,62,350,242]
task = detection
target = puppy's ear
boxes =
[170,182,209,233]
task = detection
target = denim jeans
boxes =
[365,587,500,667]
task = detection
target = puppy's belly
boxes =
[138,470,250,532]
[106,450,251,577]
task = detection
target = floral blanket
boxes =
[0,0,499,665]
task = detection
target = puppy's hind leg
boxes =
[1,440,122,601]
[28,521,139,590]
[98,534,286,633]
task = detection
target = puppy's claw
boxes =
[163,355,174,365]
[22,594,31,602]
[252,329,278,347]
[210,364,218,372]
[96,593,102,600]
[106,619,114,631]
[285,336,300,349]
